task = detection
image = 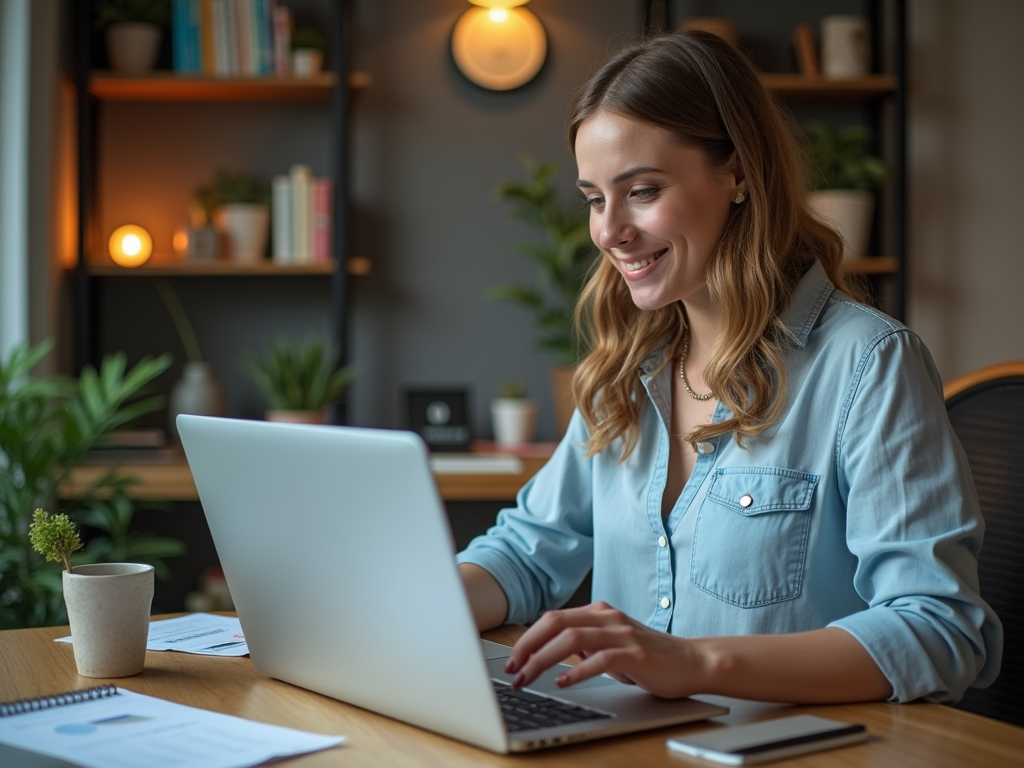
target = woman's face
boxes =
[574,110,746,311]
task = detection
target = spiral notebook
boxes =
[0,685,343,768]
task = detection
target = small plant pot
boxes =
[291,49,323,78]
[807,189,875,259]
[266,409,328,425]
[491,398,539,446]
[63,564,154,678]
[106,23,162,73]
[214,204,270,263]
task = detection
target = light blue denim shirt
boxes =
[457,260,1002,704]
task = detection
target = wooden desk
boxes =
[2,621,1022,767]
[59,447,553,503]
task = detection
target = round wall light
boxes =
[452,1,547,91]
[108,224,153,268]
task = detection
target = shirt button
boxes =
[739,494,753,508]
[696,441,715,455]
[660,597,671,609]
[658,536,667,548]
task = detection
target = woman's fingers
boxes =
[505,602,622,674]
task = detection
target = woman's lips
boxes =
[620,249,668,279]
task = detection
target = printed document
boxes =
[56,613,249,656]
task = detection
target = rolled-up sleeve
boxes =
[829,329,1003,702]
[456,411,595,625]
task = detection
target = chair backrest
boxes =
[943,361,1024,727]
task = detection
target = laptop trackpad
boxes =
[486,656,617,691]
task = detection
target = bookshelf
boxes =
[72,1,367,421]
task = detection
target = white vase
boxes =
[291,49,323,78]
[169,362,225,441]
[491,398,539,446]
[821,15,871,80]
[62,564,154,678]
[106,23,162,73]
[807,189,875,259]
[214,204,270,264]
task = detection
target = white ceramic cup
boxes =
[821,15,871,80]
[63,564,154,678]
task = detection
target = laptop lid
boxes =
[178,415,726,753]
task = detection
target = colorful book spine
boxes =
[272,3,292,76]
[271,174,292,264]
[290,164,312,264]
[234,0,254,76]
[311,177,333,263]
[200,0,215,73]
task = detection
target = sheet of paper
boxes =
[55,613,249,656]
[0,687,344,768]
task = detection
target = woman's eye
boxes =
[582,196,604,210]
[631,187,658,200]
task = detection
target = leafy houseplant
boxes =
[245,336,355,424]
[0,340,183,630]
[489,157,594,366]
[291,27,326,77]
[96,1,171,73]
[804,121,888,259]
[194,169,272,263]
[30,509,155,678]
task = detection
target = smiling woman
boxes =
[455,30,1002,710]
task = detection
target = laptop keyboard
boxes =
[494,684,613,733]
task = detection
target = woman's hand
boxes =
[504,602,707,699]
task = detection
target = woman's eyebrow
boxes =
[577,165,663,189]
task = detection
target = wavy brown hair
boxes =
[568,31,864,459]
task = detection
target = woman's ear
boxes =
[727,151,748,198]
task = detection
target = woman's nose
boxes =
[594,207,635,251]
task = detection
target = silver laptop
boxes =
[177,415,727,753]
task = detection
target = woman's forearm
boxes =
[690,626,892,702]
[458,563,509,632]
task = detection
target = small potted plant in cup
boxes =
[96,0,171,73]
[244,335,354,424]
[490,382,539,446]
[291,26,325,77]
[30,509,154,678]
[194,168,272,264]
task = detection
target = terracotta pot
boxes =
[266,409,328,425]
[63,564,154,678]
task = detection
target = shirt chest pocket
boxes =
[690,467,819,608]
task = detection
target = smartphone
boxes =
[666,714,867,765]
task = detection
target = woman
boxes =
[457,31,1001,704]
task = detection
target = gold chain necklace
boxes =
[678,334,714,401]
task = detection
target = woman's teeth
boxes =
[625,250,666,272]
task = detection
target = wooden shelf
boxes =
[88,71,372,101]
[761,73,896,99]
[842,256,898,275]
[82,256,371,277]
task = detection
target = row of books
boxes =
[272,165,333,264]
[171,0,294,77]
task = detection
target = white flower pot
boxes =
[169,362,225,441]
[291,49,323,78]
[807,189,875,259]
[214,204,270,263]
[491,398,539,446]
[63,564,154,678]
[106,23,162,73]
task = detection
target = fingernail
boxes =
[512,673,525,689]
[556,673,569,687]
[504,658,516,673]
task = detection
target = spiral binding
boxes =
[0,684,118,717]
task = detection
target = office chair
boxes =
[943,361,1024,727]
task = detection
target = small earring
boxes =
[733,192,746,204]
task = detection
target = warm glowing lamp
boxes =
[108,224,153,267]
[452,0,547,91]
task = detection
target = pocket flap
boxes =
[706,468,818,515]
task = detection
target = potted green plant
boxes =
[490,382,539,446]
[30,509,154,678]
[96,0,171,73]
[489,156,594,435]
[244,336,355,424]
[804,121,888,259]
[0,340,183,631]
[291,26,325,77]
[194,168,272,264]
